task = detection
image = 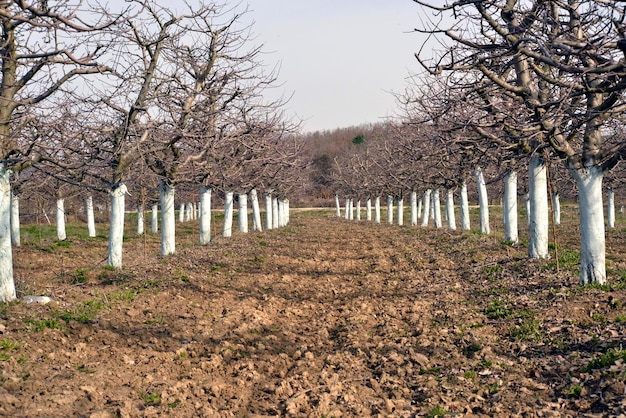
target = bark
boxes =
[86,196,97,237]
[418,198,423,220]
[374,196,381,224]
[199,186,211,245]
[137,205,144,236]
[553,193,561,226]
[421,189,432,227]
[525,194,531,226]
[475,167,490,235]
[348,199,354,221]
[265,193,273,230]
[410,191,418,226]
[366,198,372,221]
[107,183,127,268]
[56,198,66,241]
[179,203,185,223]
[223,192,234,237]
[571,166,606,285]
[397,197,404,226]
[151,204,158,234]
[387,196,393,225]
[503,171,519,244]
[0,168,15,302]
[356,200,361,221]
[433,189,442,229]
[335,195,341,217]
[607,190,615,229]
[445,189,456,231]
[528,157,549,259]
[250,189,262,232]
[10,193,19,247]
[460,182,470,231]
[272,197,279,229]
[238,193,248,233]
[344,198,350,220]
[160,181,176,256]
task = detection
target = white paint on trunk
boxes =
[387,195,393,225]
[374,196,381,223]
[571,166,606,285]
[348,199,354,220]
[86,195,96,237]
[10,193,19,247]
[528,157,549,259]
[179,203,185,223]
[199,187,212,245]
[56,198,66,241]
[553,193,561,226]
[475,167,490,235]
[417,197,423,220]
[410,191,418,226]
[285,199,290,225]
[250,189,262,232]
[356,200,361,221]
[421,189,432,227]
[160,181,176,256]
[460,182,470,231]
[344,199,350,220]
[272,197,279,229]
[151,204,158,234]
[265,193,273,230]
[192,202,197,221]
[607,190,615,229]
[445,189,456,230]
[137,205,144,236]
[433,189,442,229]
[238,193,248,233]
[335,195,341,217]
[0,169,15,302]
[503,171,518,244]
[366,198,372,221]
[107,183,127,268]
[525,194,531,226]
[397,197,404,226]
[223,192,234,237]
[277,200,284,227]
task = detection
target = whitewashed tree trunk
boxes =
[417,197,423,220]
[344,198,350,220]
[430,192,436,221]
[199,187,212,245]
[421,189,432,227]
[607,189,615,229]
[265,194,273,230]
[250,189,262,232]
[503,171,518,244]
[571,166,606,285]
[356,200,361,221]
[10,193,19,247]
[56,198,66,241]
[179,203,184,223]
[223,192,234,238]
[284,199,290,225]
[460,182,470,231]
[348,199,354,220]
[374,196,381,224]
[192,202,197,221]
[335,195,341,217]
[151,204,158,234]
[387,195,393,225]
[410,191,418,226]
[553,193,561,226]
[107,183,127,268]
[528,156,549,259]
[397,197,404,226]
[0,168,15,302]
[433,189,442,229]
[137,205,144,236]
[445,189,456,230]
[475,167,490,235]
[525,193,531,226]
[86,195,97,237]
[160,181,176,256]
[238,193,248,233]
[272,197,279,229]
[366,198,372,221]
[277,200,284,227]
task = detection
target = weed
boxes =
[463,341,482,358]
[509,317,543,341]
[418,367,442,375]
[484,300,512,320]
[0,353,10,361]
[464,370,476,379]
[425,405,448,418]
[478,359,492,369]
[58,299,104,324]
[76,364,96,374]
[108,289,137,303]
[591,313,606,324]
[567,385,582,397]
[488,382,501,394]
[0,339,19,351]
[26,318,62,332]
[584,347,626,372]
[68,268,89,285]
[140,391,161,406]
[615,315,626,323]
[17,355,27,364]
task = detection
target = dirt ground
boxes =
[1,207,626,417]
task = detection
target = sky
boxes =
[243,0,427,132]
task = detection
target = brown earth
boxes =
[1,207,626,417]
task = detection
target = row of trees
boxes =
[0,0,304,302]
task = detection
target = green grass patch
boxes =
[584,347,626,372]
[483,300,512,320]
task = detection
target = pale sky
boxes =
[244,1,426,132]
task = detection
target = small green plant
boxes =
[26,318,62,332]
[584,347,626,372]
[0,353,10,360]
[488,382,501,394]
[615,314,626,323]
[483,300,512,320]
[426,405,448,418]
[0,339,19,351]
[464,370,476,379]
[567,385,582,397]
[509,317,543,341]
[58,299,104,324]
[108,289,137,303]
[69,268,89,284]
[418,367,442,375]
[591,313,606,324]
[140,391,161,406]
[76,364,96,374]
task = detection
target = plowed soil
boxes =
[1,208,626,417]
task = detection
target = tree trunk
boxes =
[387,195,393,225]
[284,199,290,225]
[460,182,470,231]
[223,192,234,238]
[137,205,144,236]
[151,204,158,234]
[10,193,19,247]
[238,193,248,233]
[348,199,354,221]
[344,198,350,220]
[179,203,185,223]
[366,198,372,221]
[0,168,15,302]
[56,198,66,241]
[356,200,361,221]
[265,193,273,230]
[160,181,176,256]
[475,167,490,235]
[335,195,341,217]
[86,195,97,237]
[503,171,518,244]
[607,189,615,229]
[528,156,549,259]
[433,189,443,229]
[410,191,418,226]
[199,186,212,245]
[572,166,606,285]
[250,189,262,232]
[272,197,279,229]
[374,196,381,224]
[421,189,432,227]
[446,189,456,231]
[107,183,127,268]
[417,197,423,220]
[397,197,404,226]
[525,194,531,226]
